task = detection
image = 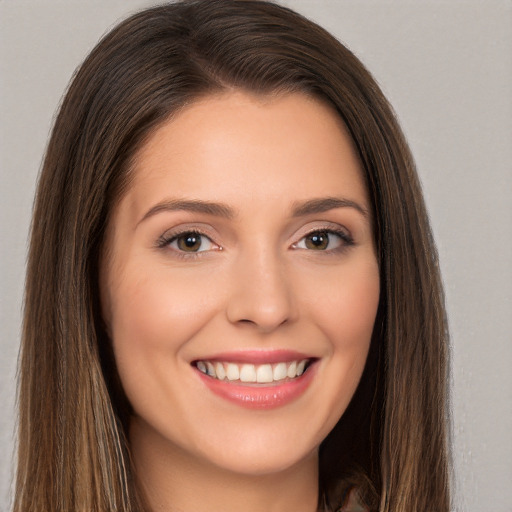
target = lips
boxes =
[192,351,317,409]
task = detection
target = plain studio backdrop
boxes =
[1,1,511,510]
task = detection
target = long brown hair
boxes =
[16,1,450,511]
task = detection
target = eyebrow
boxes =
[139,198,235,224]
[291,197,369,218]
[139,195,368,225]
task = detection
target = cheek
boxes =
[111,258,208,330]
[291,259,380,444]
[107,265,219,382]
[105,265,225,436]
[306,260,380,353]
[308,258,379,414]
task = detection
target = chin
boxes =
[202,443,318,477]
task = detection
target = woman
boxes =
[15,1,450,511]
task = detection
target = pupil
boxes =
[178,234,201,251]
[307,232,328,250]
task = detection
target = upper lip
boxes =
[191,349,316,365]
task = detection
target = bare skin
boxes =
[101,91,379,512]
[131,417,318,512]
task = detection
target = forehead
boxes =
[120,90,368,221]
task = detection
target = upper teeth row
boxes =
[196,360,308,383]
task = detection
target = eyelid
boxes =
[291,225,354,251]
[156,225,222,255]
[155,222,354,255]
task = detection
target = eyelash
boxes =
[293,228,354,253]
[156,227,354,257]
[156,229,218,257]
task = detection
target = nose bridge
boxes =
[226,242,295,332]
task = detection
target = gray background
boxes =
[1,1,511,510]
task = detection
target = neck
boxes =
[129,417,319,512]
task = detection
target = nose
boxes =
[226,248,296,333]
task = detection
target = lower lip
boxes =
[196,364,316,410]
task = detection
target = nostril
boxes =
[235,317,289,332]
[225,274,295,332]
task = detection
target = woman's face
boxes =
[100,91,380,476]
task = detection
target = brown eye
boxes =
[165,231,214,253]
[177,233,203,252]
[293,229,352,252]
[304,231,330,250]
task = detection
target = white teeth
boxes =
[240,364,257,383]
[196,359,310,382]
[287,361,297,378]
[206,362,216,377]
[226,363,240,381]
[273,362,287,381]
[256,364,273,383]
[215,362,226,380]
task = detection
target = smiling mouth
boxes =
[193,359,313,384]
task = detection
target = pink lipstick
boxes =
[193,350,317,409]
